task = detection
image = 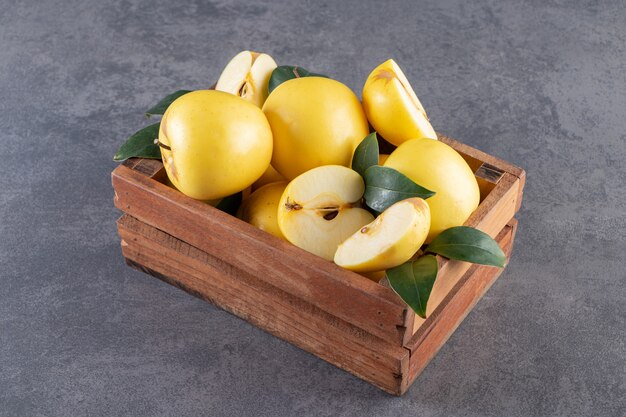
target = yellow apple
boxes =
[252,164,286,191]
[215,50,277,108]
[159,90,272,200]
[238,181,288,240]
[384,138,479,242]
[277,165,375,261]
[362,59,437,146]
[359,270,387,282]
[334,198,430,272]
[262,77,370,180]
[162,175,223,206]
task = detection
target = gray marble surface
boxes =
[1,0,625,416]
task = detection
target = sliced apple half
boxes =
[215,50,277,108]
[362,59,437,146]
[334,198,431,272]
[277,165,375,261]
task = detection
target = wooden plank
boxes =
[118,215,406,368]
[121,158,163,177]
[112,164,411,343]
[117,215,516,395]
[118,215,515,395]
[401,220,517,394]
[465,173,520,236]
[410,173,520,333]
[375,137,523,337]
[474,162,505,201]
[475,162,505,184]
[118,215,409,394]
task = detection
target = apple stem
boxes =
[157,141,171,151]
[284,199,302,211]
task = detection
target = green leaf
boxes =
[363,166,435,212]
[214,192,242,216]
[268,66,328,94]
[351,132,379,178]
[113,123,161,162]
[386,255,438,318]
[145,90,192,117]
[426,226,506,267]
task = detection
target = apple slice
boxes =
[277,165,375,261]
[362,59,437,146]
[215,50,277,108]
[334,198,430,272]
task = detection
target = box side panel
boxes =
[409,173,520,334]
[112,165,411,343]
[118,215,409,395]
[401,220,517,394]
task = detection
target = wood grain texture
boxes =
[411,173,521,334]
[118,214,409,394]
[112,164,412,344]
[401,219,517,394]
[117,214,514,395]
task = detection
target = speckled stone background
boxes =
[1,0,625,416]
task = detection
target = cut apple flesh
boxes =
[334,198,431,272]
[215,50,277,108]
[216,51,254,95]
[381,59,436,140]
[362,59,437,145]
[383,59,430,121]
[278,165,375,261]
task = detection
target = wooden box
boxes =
[111,135,525,395]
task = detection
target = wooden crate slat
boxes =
[112,165,412,343]
[122,249,407,394]
[117,214,515,395]
[409,173,521,334]
[401,220,517,394]
[119,218,409,394]
[118,215,407,368]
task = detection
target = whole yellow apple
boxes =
[159,90,273,200]
[262,77,369,180]
[252,164,286,191]
[384,138,480,242]
[238,181,288,240]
